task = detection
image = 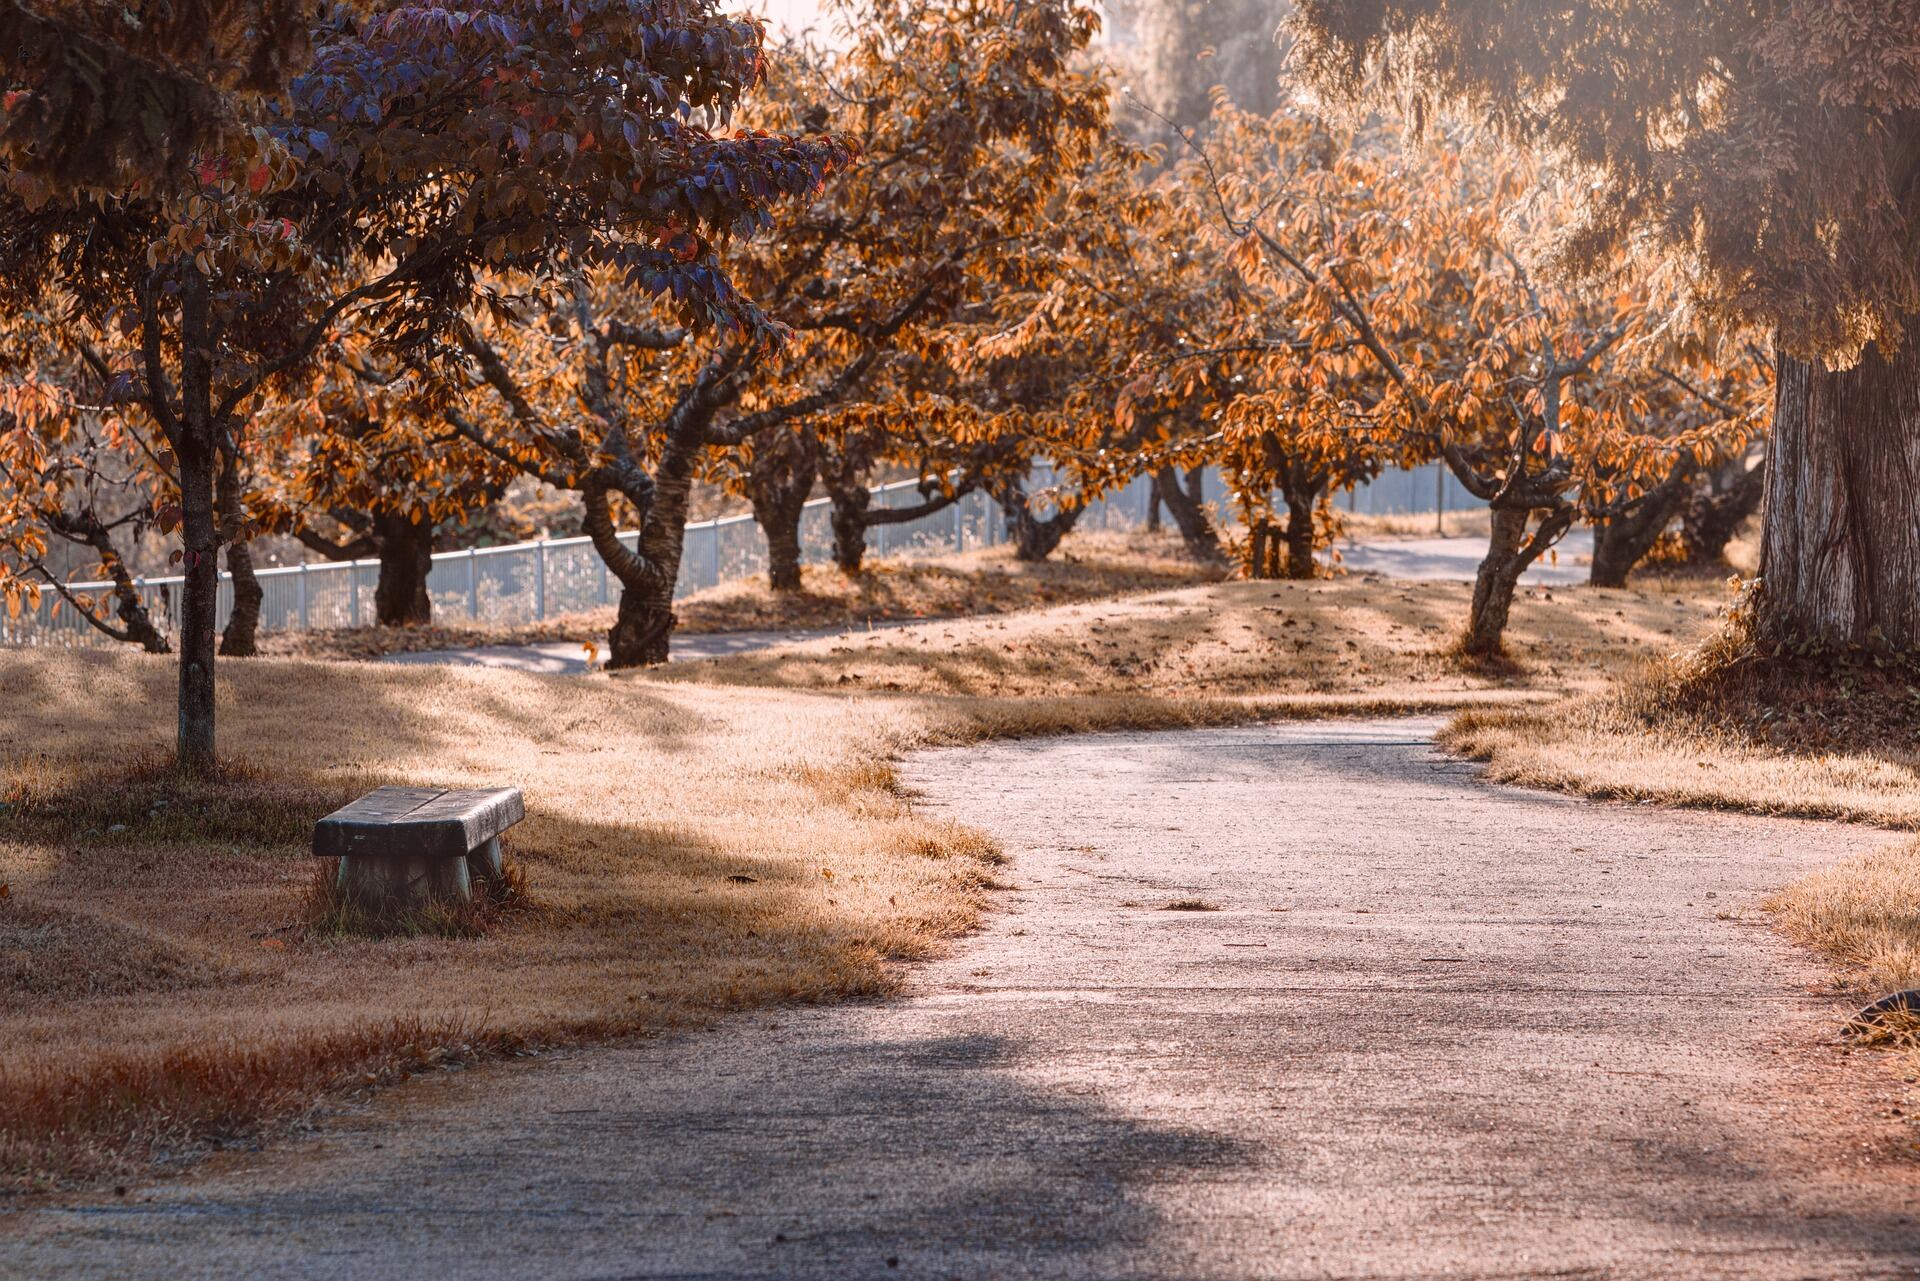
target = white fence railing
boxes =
[0,461,1459,646]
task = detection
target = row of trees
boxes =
[2,0,1903,775]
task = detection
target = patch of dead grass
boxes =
[0,653,988,1189]
[671,574,1727,703]
[1770,841,1920,996]
[258,529,1222,661]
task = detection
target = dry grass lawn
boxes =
[262,529,1223,661]
[0,571,1726,1191]
[671,573,1730,703]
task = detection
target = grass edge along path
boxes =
[1439,635,1920,1007]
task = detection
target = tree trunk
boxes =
[588,440,699,669]
[1758,332,1920,651]
[214,457,262,657]
[219,540,263,655]
[1588,469,1689,589]
[994,478,1082,562]
[1680,455,1765,568]
[1282,500,1317,579]
[174,278,219,773]
[107,571,171,653]
[1154,467,1227,565]
[1276,468,1327,579]
[748,431,817,592]
[175,439,218,771]
[1146,486,1163,533]
[1462,505,1572,659]
[372,512,434,626]
[826,482,870,575]
[606,578,677,667]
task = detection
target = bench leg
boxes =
[466,835,504,888]
[337,852,473,910]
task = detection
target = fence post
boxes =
[297,562,309,630]
[534,539,547,621]
[597,553,608,604]
[350,561,361,627]
[953,500,964,552]
[706,520,721,589]
[467,547,479,618]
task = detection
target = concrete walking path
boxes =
[4,718,1915,1279]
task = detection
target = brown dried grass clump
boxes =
[302,852,536,940]
[1441,615,1920,829]
[0,1017,529,1190]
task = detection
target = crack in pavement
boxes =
[3,717,1918,1279]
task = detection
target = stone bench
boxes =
[314,786,525,908]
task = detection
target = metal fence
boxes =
[1,462,1453,646]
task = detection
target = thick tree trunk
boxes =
[372,512,434,626]
[607,578,676,667]
[748,432,817,592]
[1588,470,1689,589]
[1680,455,1765,568]
[1276,468,1327,579]
[1154,467,1227,565]
[826,482,870,575]
[1758,333,1920,651]
[1462,505,1572,659]
[994,478,1083,562]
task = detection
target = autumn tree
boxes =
[447,0,1109,656]
[1294,2,1920,652]
[723,0,1113,584]
[276,357,514,626]
[0,0,848,768]
[1582,352,1771,589]
[1146,101,1754,651]
[0,333,172,652]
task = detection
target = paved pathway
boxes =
[5,719,1915,1279]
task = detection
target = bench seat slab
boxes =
[313,785,525,863]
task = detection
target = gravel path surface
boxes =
[4,719,1916,1279]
